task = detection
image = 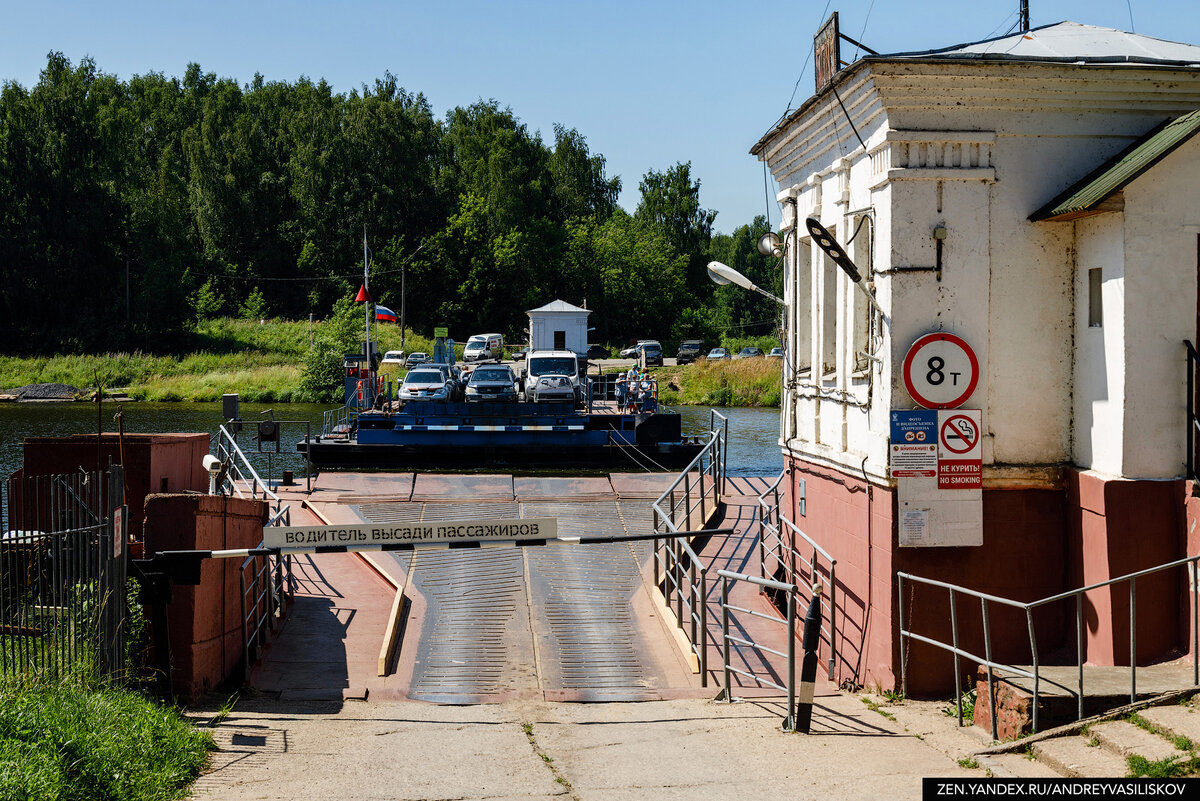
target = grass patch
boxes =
[942,688,977,723]
[957,757,979,770]
[860,696,896,721]
[655,358,781,407]
[0,675,213,800]
[1126,754,1193,778]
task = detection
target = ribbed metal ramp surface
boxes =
[354,499,680,702]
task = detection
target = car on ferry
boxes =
[398,367,458,402]
[464,364,519,403]
[528,374,576,404]
[522,350,582,405]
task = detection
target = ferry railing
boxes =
[209,425,296,682]
[899,554,1200,739]
[239,502,294,684]
[716,569,801,730]
[322,405,351,438]
[757,473,836,679]
[650,410,726,685]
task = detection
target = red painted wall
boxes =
[143,493,268,702]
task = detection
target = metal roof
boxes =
[886,21,1200,66]
[1030,108,1200,222]
[526,299,591,315]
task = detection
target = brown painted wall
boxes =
[21,433,209,549]
[143,493,268,702]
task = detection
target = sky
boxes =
[1,0,1197,235]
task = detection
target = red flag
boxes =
[355,284,372,302]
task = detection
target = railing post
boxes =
[722,575,731,700]
[950,588,961,726]
[982,598,997,741]
[688,561,697,645]
[1077,594,1085,722]
[1188,341,1196,480]
[1130,577,1137,705]
[786,585,797,732]
[828,561,837,680]
[699,568,709,688]
[698,459,706,524]
[1193,559,1199,689]
[1027,608,1039,734]
[240,571,249,685]
[898,574,908,700]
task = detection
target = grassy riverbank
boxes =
[655,358,782,407]
[0,318,782,406]
[0,675,212,799]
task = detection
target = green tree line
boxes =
[0,53,782,354]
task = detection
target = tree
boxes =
[634,162,716,296]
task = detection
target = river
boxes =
[0,402,783,483]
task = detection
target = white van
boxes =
[522,350,582,405]
[463,333,504,362]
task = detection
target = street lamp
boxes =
[805,216,885,317]
[707,261,784,306]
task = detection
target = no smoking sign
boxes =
[937,409,981,489]
[902,333,979,409]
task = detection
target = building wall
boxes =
[1073,215,1127,474]
[1120,136,1200,478]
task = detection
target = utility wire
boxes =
[1126,0,1136,32]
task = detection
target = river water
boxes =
[0,402,783,482]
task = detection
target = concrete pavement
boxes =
[188,693,975,801]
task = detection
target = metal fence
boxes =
[756,473,838,679]
[1186,340,1199,481]
[651,410,726,681]
[716,569,802,730]
[899,554,1200,738]
[1,467,128,683]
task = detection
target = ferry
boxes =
[296,348,709,471]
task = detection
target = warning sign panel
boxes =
[937,410,981,489]
[890,410,937,477]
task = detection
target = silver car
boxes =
[398,368,455,402]
[530,375,575,404]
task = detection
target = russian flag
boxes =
[375,305,398,323]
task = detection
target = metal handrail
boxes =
[212,425,287,517]
[239,503,295,684]
[717,569,801,731]
[899,553,1200,739]
[650,413,726,685]
[757,475,838,680]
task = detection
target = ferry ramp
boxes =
[301,472,700,703]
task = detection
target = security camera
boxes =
[202,454,221,474]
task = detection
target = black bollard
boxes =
[795,588,822,733]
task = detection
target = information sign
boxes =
[937,410,982,489]
[433,326,449,338]
[902,333,979,410]
[264,517,557,550]
[889,410,937,477]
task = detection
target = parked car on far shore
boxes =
[768,347,783,358]
[706,347,730,361]
[381,350,406,365]
[405,352,430,367]
[735,347,764,359]
[676,340,704,365]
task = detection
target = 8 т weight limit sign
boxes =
[902,333,979,410]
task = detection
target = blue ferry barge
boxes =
[296,352,707,470]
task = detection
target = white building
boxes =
[526,299,591,355]
[751,20,1200,693]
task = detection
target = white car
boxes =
[381,350,406,365]
[398,368,456,402]
[529,375,575,404]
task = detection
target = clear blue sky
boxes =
[2,1,1195,234]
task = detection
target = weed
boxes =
[861,696,896,721]
[1087,736,1100,748]
[209,692,240,727]
[1127,754,1192,779]
[942,688,977,723]
[957,757,979,770]
[881,689,905,703]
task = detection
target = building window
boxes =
[821,224,838,380]
[1088,268,1102,328]
[792,236,812,379]
[851,213,873,374]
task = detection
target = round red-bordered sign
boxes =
[902,333,979,410]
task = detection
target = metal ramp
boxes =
[353,498,691,702]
